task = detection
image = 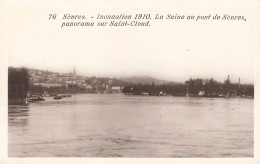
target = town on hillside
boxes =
[27,67,126,94]
[8,67,254,103]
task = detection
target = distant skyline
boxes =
[8,65,253,84]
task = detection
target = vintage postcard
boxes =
[0,0,259,163]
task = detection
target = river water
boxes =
[8,94,253,157]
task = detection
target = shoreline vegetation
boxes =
[8,67,254,104]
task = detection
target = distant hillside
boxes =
[121,76,178,85]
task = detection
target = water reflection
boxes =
[9,105,29,127]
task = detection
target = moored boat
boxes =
[54,95,63,100]
[27,95,45,102]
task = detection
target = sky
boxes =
[3,4,257,84]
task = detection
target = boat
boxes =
[54,95,63,100]
[27,95,45,102]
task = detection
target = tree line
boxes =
[123,78,254,97]
[8,67,29,99]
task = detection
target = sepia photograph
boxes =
[8,68,254,157]
[0,0,260,163]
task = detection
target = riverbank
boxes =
[8,92,254,106]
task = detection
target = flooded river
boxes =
[8,94,253,157]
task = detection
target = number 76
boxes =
[49,14,57,20]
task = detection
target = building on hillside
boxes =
[32,83,67,88]
[111,86,123,93]
[73,66,77,78]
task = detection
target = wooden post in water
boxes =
[238,77,241,96]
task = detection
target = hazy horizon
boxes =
[8,64,254,84]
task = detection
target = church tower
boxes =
[73,66,77,78]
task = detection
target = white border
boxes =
[0,0,259,163]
